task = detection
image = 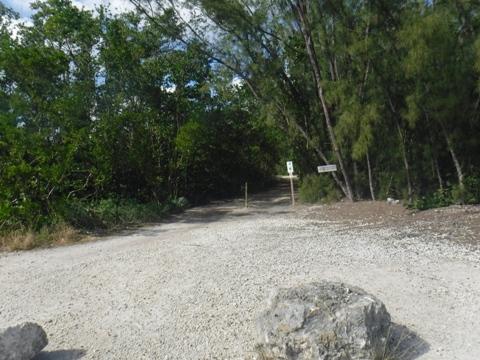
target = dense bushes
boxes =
[465,167,480,204]
[408,188,455,211]
[0,3,282,239]
[406,167,480,210]
[0,197,189,249]
[3,0,480,248]
[299,174,342,204]
[63,198,186,230]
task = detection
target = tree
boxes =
[401,1,480,194]
[175,83,283,201]
[0,0,102,228]
[131,0,360,201]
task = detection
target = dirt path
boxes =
[1,182,479,359]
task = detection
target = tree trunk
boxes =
[238,74,352,197]
[419,78,464,194]
[292,0,355,202]
[424,111,443,190]
[367,151,376,201]
[388,97,413,202]
[440,123,464,191]
[434,155,443,190]
[396,118,413,203]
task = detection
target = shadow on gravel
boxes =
[33,349,87,360]
[165,181,297,225]
[386,323,430,359]
[168,207,233,224]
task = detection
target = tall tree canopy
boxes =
[0,0,282,231]
[131,0,480,203]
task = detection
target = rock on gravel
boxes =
[0,322,48,360]
[256,282,391,359]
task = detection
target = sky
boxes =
[2,0,245,89]
[4,0,135,23]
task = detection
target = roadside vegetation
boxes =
[1,0,480,249]
[1,198,189,250]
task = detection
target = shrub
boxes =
[405,181,461,211]
[0,196,187,251]
[405,169,480,211]
[299,174,342,204]
[63,198,184,231]
[411,188,454,211]
[464,166,480,204]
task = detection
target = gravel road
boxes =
[1,187,479,359]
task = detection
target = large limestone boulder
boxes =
[0,322,48,360]
[256,282,391,359]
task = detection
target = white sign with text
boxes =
[318,164,337,173]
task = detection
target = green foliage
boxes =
[2,0,480,240]
[174,85,282,202]
[464,166,480,204]
[63,198,180,230]
[299,174,342,204]
[0,1,282,237]
[405,166,480,210]
[171,0,480,205]
[407,188,455,211]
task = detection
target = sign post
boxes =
[286,161,295,206]
[317,165,337,201]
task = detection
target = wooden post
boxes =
[290,175,295,207]
[245,182,248,208]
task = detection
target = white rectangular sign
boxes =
[318,164,337,173]
[286,161,294,174]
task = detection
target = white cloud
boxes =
[231,77,243,87]
[7,17,33,38]
[4,0,135,38]
[6,0,134,20]
[70,0,135,14]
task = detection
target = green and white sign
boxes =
[287,161,294,174]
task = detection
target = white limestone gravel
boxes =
[1,200,479,359]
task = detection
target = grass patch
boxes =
[1,229,37,251]
[1,222,81,251]
[373,325,424,360]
